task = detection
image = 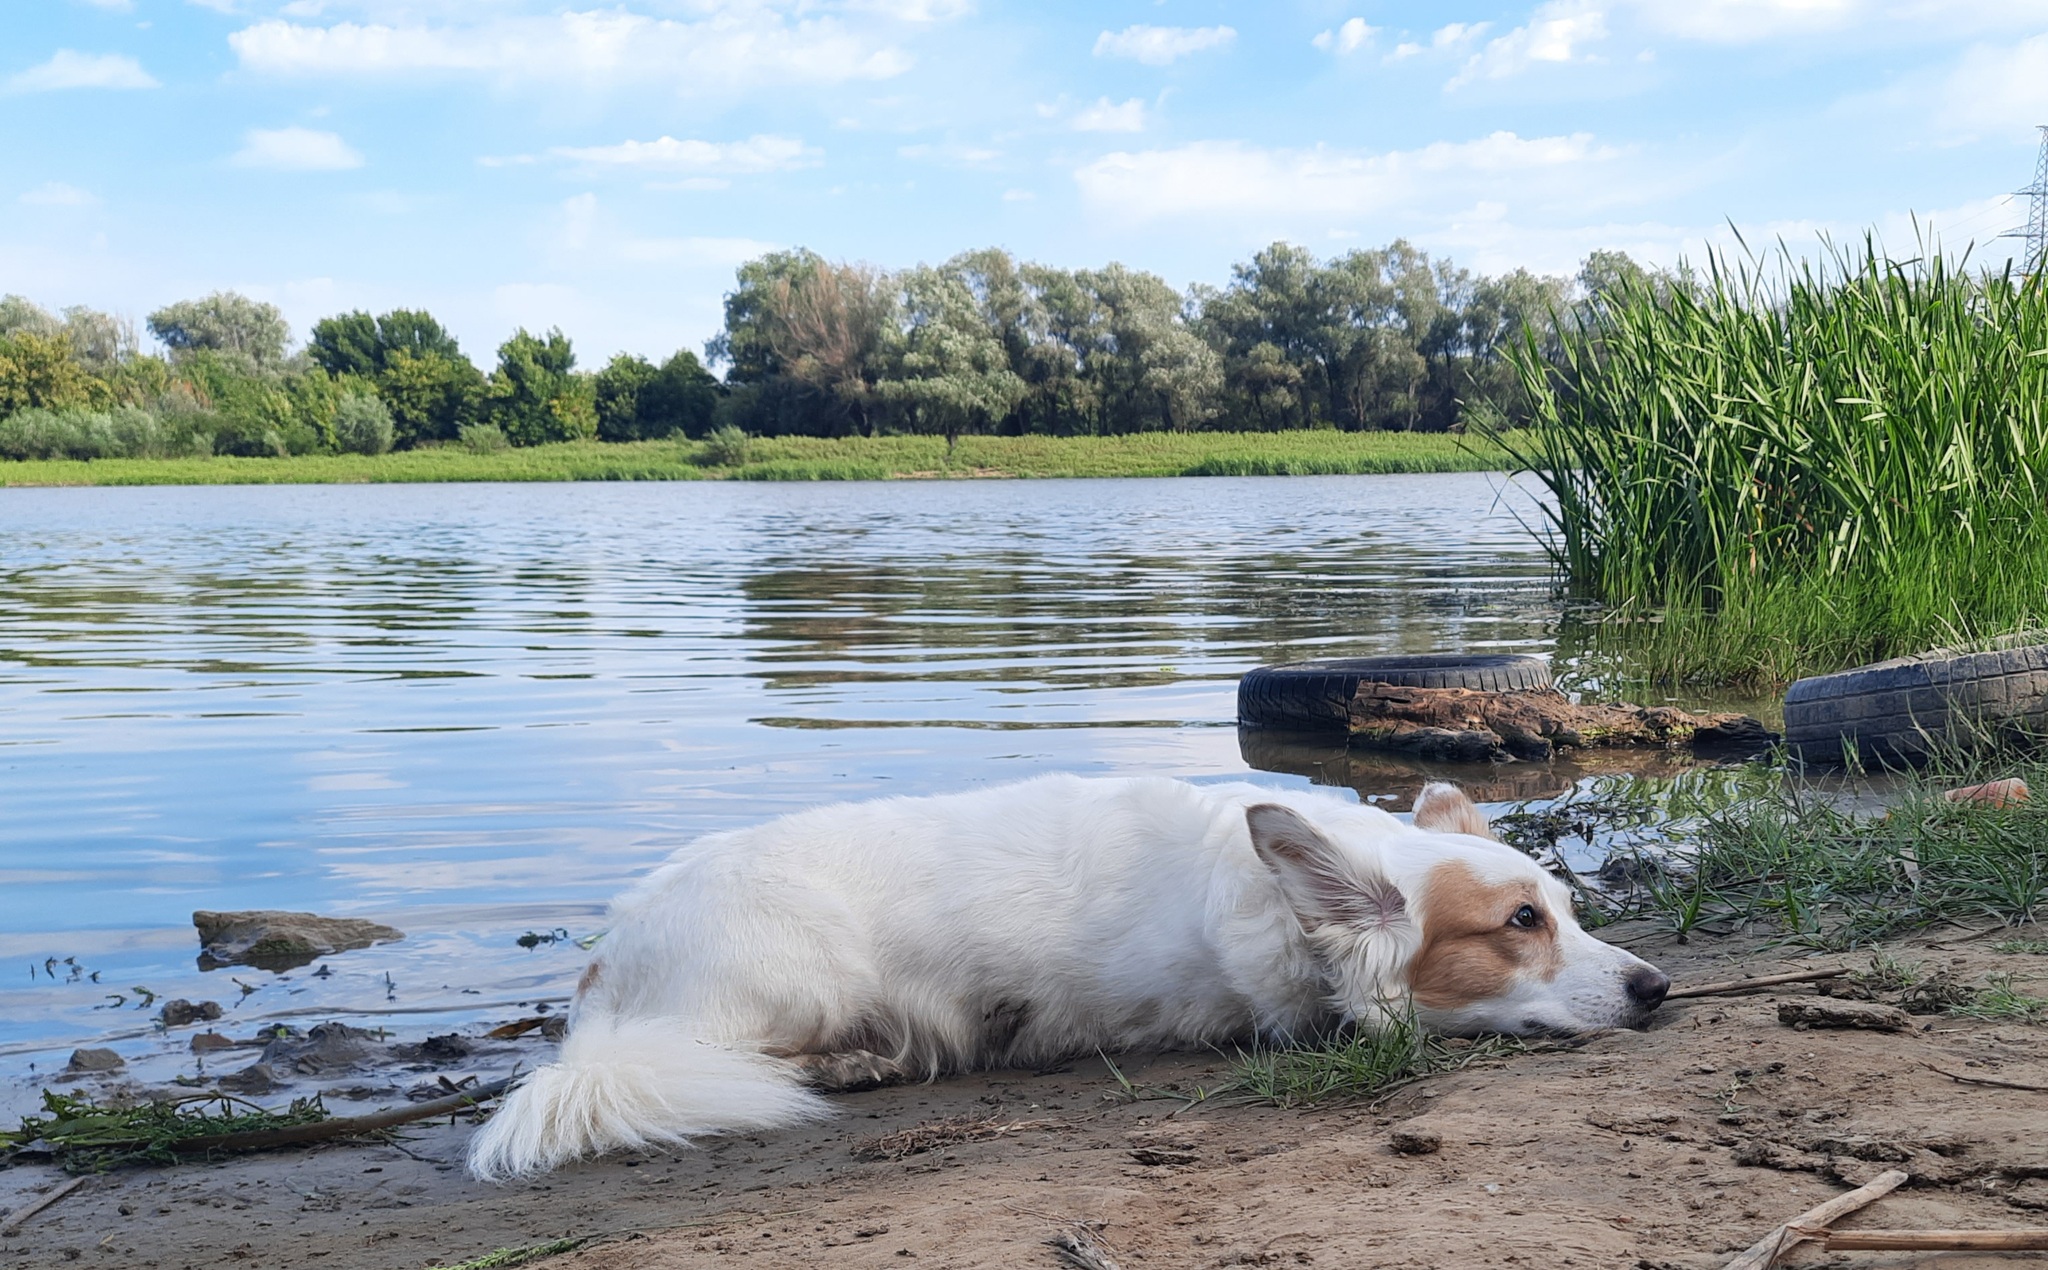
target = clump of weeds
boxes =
[2,1089,329,1174]
[1227,1009,1522,1108]
[1948,973,2048,1021]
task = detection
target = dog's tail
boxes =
[467,1016,829,1181]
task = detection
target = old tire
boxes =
[1783,642,2048,768]
[1237,654,1552,731]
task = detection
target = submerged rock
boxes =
[158,999,224,1028]
[192,909,403,970]
[260,1021,382,1075]
[65,1047,124,1074]
[1343,684,1777,764]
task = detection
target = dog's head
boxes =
[1245,783,1667,1036]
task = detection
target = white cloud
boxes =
[5,50,158,93]
[551,134,818,173]
[1312,19,1377,54]
[1919,34,2048,137]
[76,0,135,11]
[1450,2,1607,88]
[1389,22,1491,60]
[229,11,916,91]
[1640,0,1855,42]
[1092,24,1235,66]
[1074,131,1631,225]
[19,181,100,207]
[615,235,778,266]
[1002,188,1035,201]
[229,126,365,171]
[1070,97,1146,133]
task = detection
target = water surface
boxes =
[0,474,1560,1098]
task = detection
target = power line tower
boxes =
[2005,125,2048,277]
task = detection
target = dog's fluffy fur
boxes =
[470,775,1665,1179]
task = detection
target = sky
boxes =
[5,0,2048,366]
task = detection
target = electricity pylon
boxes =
[2004,125,2048,278]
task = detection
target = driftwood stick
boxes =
[1822,1229,2048,1251]
[1721,1168,1908,1270]
[0,1175,89,1236]
[169,1076,512,1155]
[1667,968,1847,1001]
[1922,1062,2048,1093]
[1048,1224,1125,1270]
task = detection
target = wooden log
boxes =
[0,1176,88,1236]
[1666,968,1847,1001]
[1822,1229,2048,1251]
[1721,1168,1908,1270]
[168,1076,512,1155]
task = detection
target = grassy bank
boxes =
[0,429,1507,487]
[1501,238,2048,689]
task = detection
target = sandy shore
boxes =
[4,924,2046,1270]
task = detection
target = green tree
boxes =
[147,292,291,366]
[378,348,484,447]
[593,353,657,441]
[877,264,1028,445]
[331,391,395,455]
[487,328,593,445]
[596,350,719,441]
[0,331,104,413]
[309,309,464,378]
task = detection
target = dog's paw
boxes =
[791,1049,905,1092]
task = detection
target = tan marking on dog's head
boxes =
[1408,860,1563,1010]
[575,960,602,998]
[1413,782,1496,840]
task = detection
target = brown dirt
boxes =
[5,926,2047,1270]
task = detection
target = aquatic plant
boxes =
[1498,235,2048,687]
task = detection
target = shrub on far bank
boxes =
[696,424,752,467]
[331,392,395,455]
[0,405,212,460]
[458,422,509,454]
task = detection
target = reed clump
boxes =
[1500,237,2048,688]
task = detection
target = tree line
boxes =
[0,242,1683,460]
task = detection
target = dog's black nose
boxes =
[1626,967,1671,1009]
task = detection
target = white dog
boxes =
[470,775,1667,1179]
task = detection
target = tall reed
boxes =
[1500,237,2048,686]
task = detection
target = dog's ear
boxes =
[1246,803,1408,933]
[1413,782,1495,840]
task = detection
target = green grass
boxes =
[1227,1011,1519,1107]
[428,1239,590,1270]
[0,429,1508,487]
[1947,972,2047,1021]
[1538,749,2048,950]
[1496,236,2048,689]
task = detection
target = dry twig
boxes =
[1720,1167,1908,1270]
[1922,1062,2048,1093]
[1819,1228,2048,1251]
[0,1176,88,1236]
[1667,968,1846,1001]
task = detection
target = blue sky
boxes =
[5,0,2048,365]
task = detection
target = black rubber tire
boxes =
[1783,642,2048,768]
[1237,654,1553,731]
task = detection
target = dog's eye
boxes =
[1508,903,1541,929]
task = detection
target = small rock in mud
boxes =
[1129,1146,1198,1166]
[65,1047,124,1073]
[261,1021,381,1074]
[1776,1000,1909,1032]
[393,1033,473,1064]
[189,1031,235,1055]
[157,999,223,1028]
[1389,1127,1443,1156]
[192,909,403,970]
[219,1062,284,1094]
